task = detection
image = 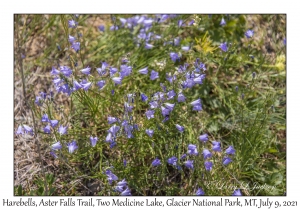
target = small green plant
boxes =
[15,173,56,196]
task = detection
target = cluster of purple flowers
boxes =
[104,15,196,50]
[115,179,131,196]
[49,17,207,108]
[34,91,53,106]
[49,135,100,158]
[199,138,236,169]
[50,59,136,96]
[16,109,69,139]
[139,59,206,128]
[49,20,137,97]
[125,15,172,48]
[161,141,225,171]
[16,125,34,136]
[105,169,118,185]
[50,140,78,158]
[14,15,250,196]
[68,19,81,52]
[223,145,236,165]
[157,132,236,173]
[138,67,160,81]
[51,66,75,95]
[177,59,206,90]
[105,114,138,148]
[190,98,203,111]
[105,170,131,196]
[105,124,119,148]
[40,113,68,135]
[187,144,199,156]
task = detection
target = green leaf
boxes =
[49,187,56,195]
[37,187,44,196]
[270,172,283,186]
[17,185,23,196]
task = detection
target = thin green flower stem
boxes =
[16,14,48,195]
[71,16,85,68]
[45,101,59,143]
